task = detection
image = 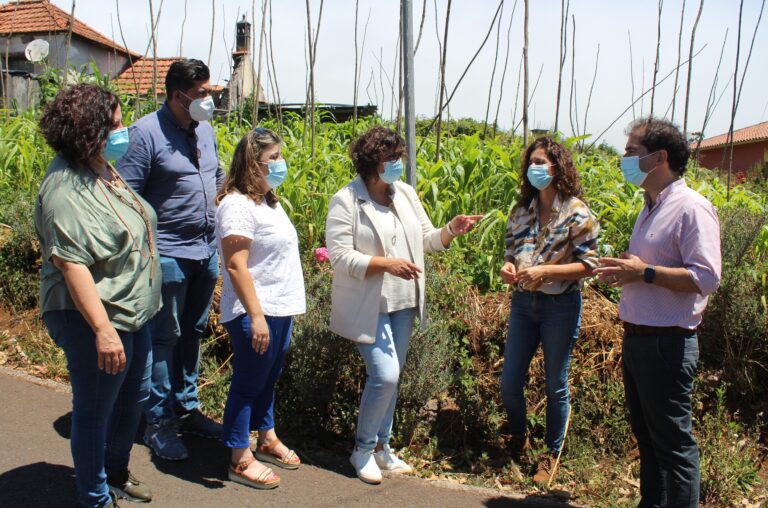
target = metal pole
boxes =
[402,0,417,187]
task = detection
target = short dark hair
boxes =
[165,59,210,97]
[39,83,120,165]
[349,126,404,180]
[626,117,690,174]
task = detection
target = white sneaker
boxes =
[350,448,383,484]
[374,444,413,474]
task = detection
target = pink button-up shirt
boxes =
[619,179,722,329]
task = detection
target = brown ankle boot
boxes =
[508,434,530,461]
[532,453,558,485]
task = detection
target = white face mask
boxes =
[180,91,215,122]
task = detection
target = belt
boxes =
[623,322,696,336]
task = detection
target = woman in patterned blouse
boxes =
[499,136,600,485]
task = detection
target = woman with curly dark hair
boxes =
[499,136,599,485]
[325,126,482,484]
[35,83,161,507]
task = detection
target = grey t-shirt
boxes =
[34,156,162,332]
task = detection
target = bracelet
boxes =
[445,222,457,237]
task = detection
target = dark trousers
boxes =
[623,332,700,508]
[221,314,293,449]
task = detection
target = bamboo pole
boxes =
[115,0,142,114]
[493,0,517,138]
[207,0,215,69]
[63,0,76,88]
[554,0,569,134]
[434,0,451,162]
[628,30,636,121]
[483,1,504,138]
[649,0,663,118]
[522,0,529,144]
[148,0,159,107]
[724,0,744,200]
[587,44,707,150]
[2,2,20,116]
[670,0,686,122]
[414,0,427,55]
[582,44,600,149]
[682,0,704,137]
[568,15,577,138]
[419,1,502,153]
[724,0,764,198]
[694,30,729,159]
[353,0,360,129]
[267,0,284,131]
[253,0,268,126]
[178,0,188,57]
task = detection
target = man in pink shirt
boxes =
[594,118,721,508]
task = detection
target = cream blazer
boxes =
[325,176,446,344]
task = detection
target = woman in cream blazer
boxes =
[325,127,482,484]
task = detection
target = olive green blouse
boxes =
[34,156,162,332]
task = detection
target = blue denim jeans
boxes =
[43,310,152,508]
[355,307,417,452]
[221,314,293,449]
[146,254,219,424]
[623,332,700,508]
[500,291,581,453]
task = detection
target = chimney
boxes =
[235,14,251,55]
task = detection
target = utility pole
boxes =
[402,0,417,187]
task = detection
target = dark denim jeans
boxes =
[146,254,218,424]
[221,314,293,449]
[500,291,581,453]
[623,332,700,508]
[43,310,152,508]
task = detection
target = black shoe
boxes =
[107,469,152,503]
[177,408,222,439]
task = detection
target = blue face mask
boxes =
[380,159,403,184]
[264,159,288,189]
[620,151,658,187]
[527,163,553,190]
[102,127,129,161]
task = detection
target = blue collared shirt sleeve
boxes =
[116,126,152,194]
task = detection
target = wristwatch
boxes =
[643,264,656,284]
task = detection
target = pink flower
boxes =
[314,247,329,263]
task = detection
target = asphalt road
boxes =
[0,368,578,507]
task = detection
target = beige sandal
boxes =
[228,456,280,489]
[254,439,301,470]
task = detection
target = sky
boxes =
[48,0,768,150]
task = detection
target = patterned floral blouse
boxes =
[504,194,600,295]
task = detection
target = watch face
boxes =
[644,265,656,283]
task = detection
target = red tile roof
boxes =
[116,58,226,96]
[115,57,178,96]
[0,0,137,57]
[696,121,768,150]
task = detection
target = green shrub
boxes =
[0,193,40,311]
[699,208,768,406]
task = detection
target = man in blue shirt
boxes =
[117,59,224,461]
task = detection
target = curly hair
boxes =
[39,83,120,165]
[349,126,404,180]
[216,127,282,208]
[625,117,690,175]
[515,136,583,209]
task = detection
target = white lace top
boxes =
[215,192,306,322]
